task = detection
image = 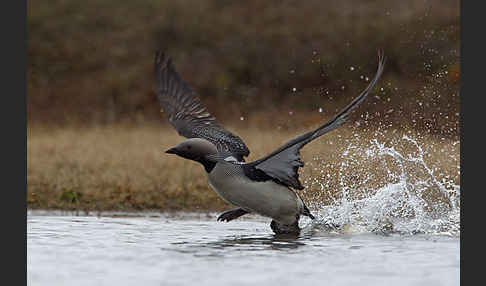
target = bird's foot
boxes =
[270,220,301,235]
[217,208,249,222]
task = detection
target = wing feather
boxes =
[155,51,250,160]
[247,51,386,189]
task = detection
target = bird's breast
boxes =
[207,163,302,223]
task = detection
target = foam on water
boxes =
[305,134,460,236]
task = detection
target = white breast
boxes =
[207,162,304,224]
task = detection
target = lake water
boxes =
[27,211,459,286]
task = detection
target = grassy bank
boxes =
[27,123,459,212]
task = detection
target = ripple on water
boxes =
[28,213,459,286]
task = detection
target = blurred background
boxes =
[27,0,460,211]
[28,0,459,133]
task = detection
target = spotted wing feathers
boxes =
[155,51,250,160]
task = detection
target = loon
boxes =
[155,50,385,234]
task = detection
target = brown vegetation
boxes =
[27,123,459,211]
[28,0,459,137]
[27,1,460,212]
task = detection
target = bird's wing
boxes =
[246,51,386,189]
[154,51,250,161]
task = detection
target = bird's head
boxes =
[165,138,218,162]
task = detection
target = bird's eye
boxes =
[187,146,192,150]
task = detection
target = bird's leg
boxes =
[270,219,301,235]
[217,208,249,222]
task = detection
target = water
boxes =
[28,212,459,286]
[28,135,460,285]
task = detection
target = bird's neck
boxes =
[196,157,217,173]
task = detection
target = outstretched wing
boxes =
[154,51,250,161]
[246,51,386,189]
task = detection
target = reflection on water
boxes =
[28,212,459,286]
[174,234,308,253]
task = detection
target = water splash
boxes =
[306,134,460,236]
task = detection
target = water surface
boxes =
[28,211,459,286]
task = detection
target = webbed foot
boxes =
[270,219,301,235]
[217,208,249,222]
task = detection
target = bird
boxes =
[155,50,385,235]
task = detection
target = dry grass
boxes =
[27,122,459,212]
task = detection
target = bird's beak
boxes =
[165,147,178,154]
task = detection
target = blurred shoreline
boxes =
[27,124,459,211]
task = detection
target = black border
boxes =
[3,0,27,285]
[461,1,479,285]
